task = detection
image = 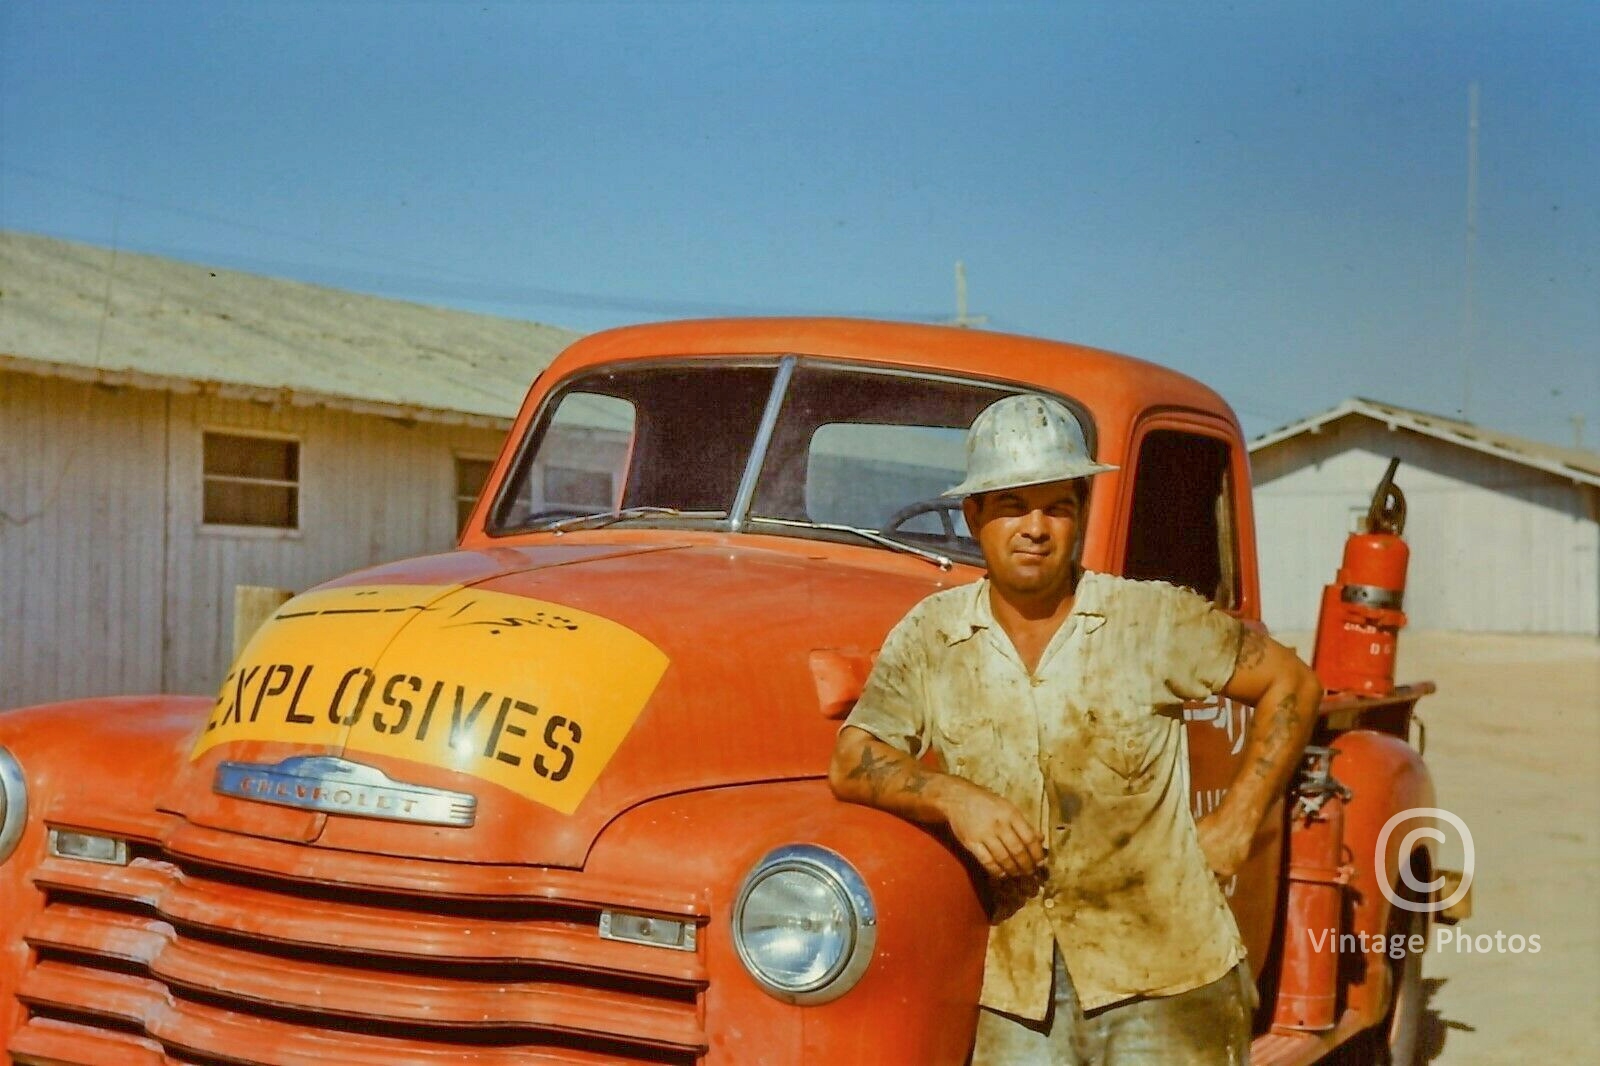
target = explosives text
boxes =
[191,583,670,814]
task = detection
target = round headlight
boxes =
[732,844,876,1004]
[0,745,27,864]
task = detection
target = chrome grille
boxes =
[11,840,707,1066]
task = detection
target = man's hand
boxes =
[940,775,1047,880]
[1195,808,1255,880]
[829,726,1046,880]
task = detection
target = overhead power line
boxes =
[0,161,948,323]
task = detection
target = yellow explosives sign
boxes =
[192,584,670,815]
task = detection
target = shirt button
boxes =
[1044,898,1056,910]
[1030,677,1044,688]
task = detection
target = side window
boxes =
[203,432,300,529]
[1122,429,1239,608]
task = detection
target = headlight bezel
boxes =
[0,745,27,865]
[731,843,877,1005]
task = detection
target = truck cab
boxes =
[0,319,1444,1064]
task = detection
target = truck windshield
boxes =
[489,357,1039,564]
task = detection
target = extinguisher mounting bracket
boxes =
[1294,745,1354,820]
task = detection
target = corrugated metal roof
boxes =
[0,229,581,427]
[1251,396,1600,488]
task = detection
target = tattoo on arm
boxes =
[1251,690,1302,781]
[1236,628,1268,672]
[847,743,933,803]
[847,746,896,801]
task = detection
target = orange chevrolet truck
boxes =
[0,319,1462,1064]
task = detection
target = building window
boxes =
[455,456,495,533]
[544,465,614,510]
[203,432,299,529]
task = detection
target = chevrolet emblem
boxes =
[213,755,477,827]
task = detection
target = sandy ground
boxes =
[1280,630,1600,1065]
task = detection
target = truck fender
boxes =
[0,695,210,1028]
[1324,728,1437,1026]
[589,780,990,1065]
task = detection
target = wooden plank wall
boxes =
[1,373,168,706]
[1,370,507,709]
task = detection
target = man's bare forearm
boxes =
[828,726,961,825]
[1219,631,1322,824]
[830,726,1047,879]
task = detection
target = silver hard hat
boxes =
[942,394,1117,498]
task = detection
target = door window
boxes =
[1122,429,1240,608]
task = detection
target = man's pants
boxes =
[971,951,1256,1065]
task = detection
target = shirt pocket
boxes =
[931,710,1000,780]
[1085,710,1172,795]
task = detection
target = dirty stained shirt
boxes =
[844,571,1246,1021]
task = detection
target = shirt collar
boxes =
[938,573,1107,648]
[1073,570,1108,633]
[935,578,992,647]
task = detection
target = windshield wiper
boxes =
[536,506,728,533]
[746,516,954,571]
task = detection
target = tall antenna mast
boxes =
[951,261,988,328]
[1461,81,1479,420]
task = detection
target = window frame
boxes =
[484,354,1098,550]
[199,427,303,535]
[486,355,776,536]
[1110,414,1252,617]
[453,453,498,536]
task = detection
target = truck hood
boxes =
[166,539,954,867]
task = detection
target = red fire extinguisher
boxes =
[1274,746,1354,1032]
[1312,458,1410,695]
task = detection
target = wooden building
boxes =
[0,231,580,709]
[1250,398,1600,635]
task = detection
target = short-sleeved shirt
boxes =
[844,570,1246,1021]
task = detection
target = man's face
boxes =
[963,480,1085,599]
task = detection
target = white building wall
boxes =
[1252,419,1599,636]
[1,372,169,705]
[1,371,507,709]
[161,394,506,696]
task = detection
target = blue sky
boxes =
[2,1,1595,446]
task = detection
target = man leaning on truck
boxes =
[828,394,1321,1065]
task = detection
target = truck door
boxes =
[1111,417,1281,966]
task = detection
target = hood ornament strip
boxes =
[214,755,477,827]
